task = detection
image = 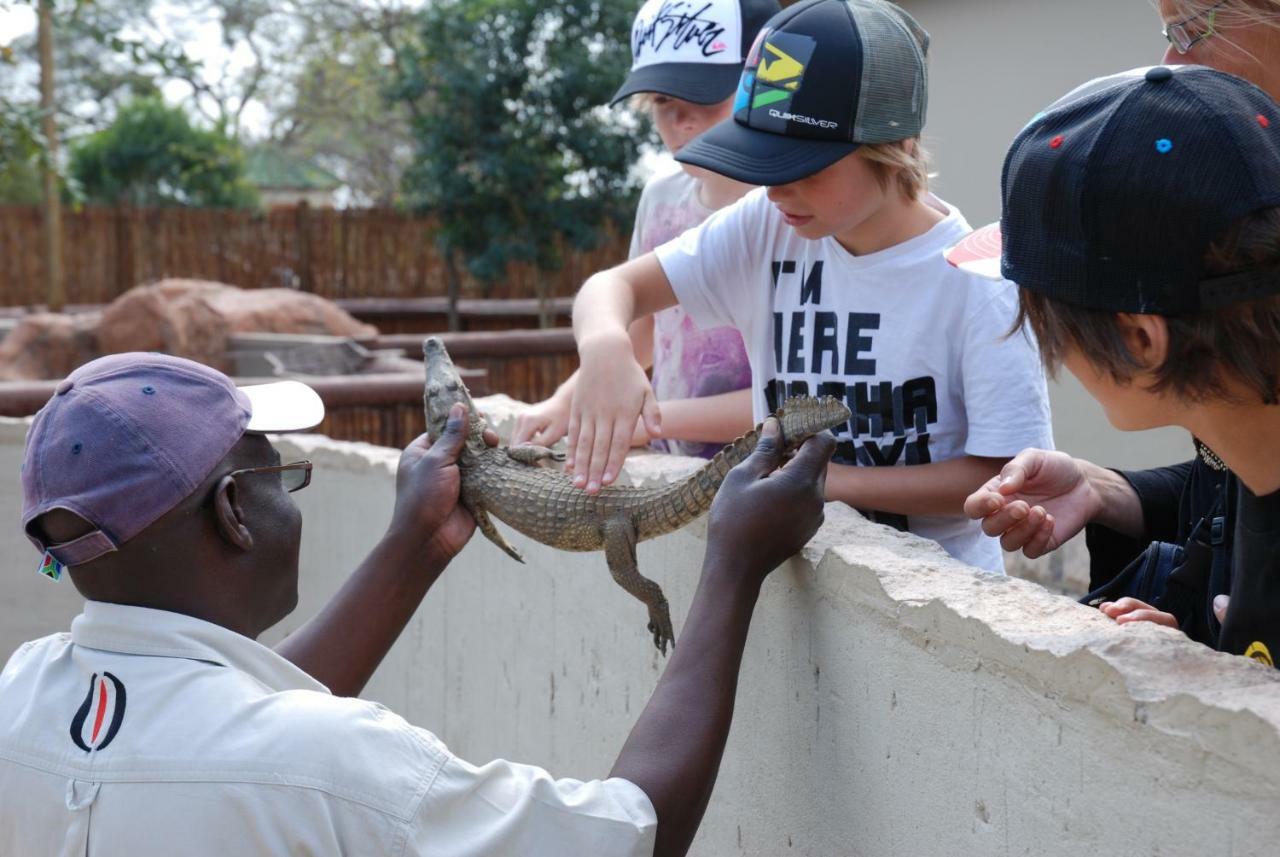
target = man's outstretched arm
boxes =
[610,421,835,857]
[277,404,490,696]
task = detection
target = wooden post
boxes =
[295,200,313,292]
[114,207,136,298]
[37,0,63,312]
[443,250,462,332]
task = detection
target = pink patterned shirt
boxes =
[630,169,752,459]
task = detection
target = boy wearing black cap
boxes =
[960,65,1280,666]
[566,0,1053,573]
[516,0,778,459]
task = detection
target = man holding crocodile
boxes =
[0,349,837,856]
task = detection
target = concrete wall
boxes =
[897,0,1195,473]
[4,412,1280,856]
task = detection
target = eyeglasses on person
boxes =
[1163,0,1229,54]
[226,460,313,493]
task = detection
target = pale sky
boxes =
[0,6,35,43]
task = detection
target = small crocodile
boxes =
[423,336,850,653]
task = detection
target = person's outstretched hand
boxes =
[567,332,660,495]
[388,403,497,562]
[963,448,1101,558]
[513,389,572,447]
[706,419,836,585]
[1098,597,1179,629]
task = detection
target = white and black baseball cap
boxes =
[610,0,781,106]
[675,0,929,185]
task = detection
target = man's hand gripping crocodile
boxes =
[423,336,850,654]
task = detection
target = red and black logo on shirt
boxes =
[70,672,127,752]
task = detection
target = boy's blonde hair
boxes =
[857,138,932,201]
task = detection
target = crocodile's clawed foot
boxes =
[647,604,675,656]
[505,444,567,468]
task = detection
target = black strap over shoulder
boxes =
[1080,492,1227,647]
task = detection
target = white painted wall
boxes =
[898,0,1195,472]
[4,411,1279,856]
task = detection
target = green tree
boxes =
[392,0,645,326]
[69,96,258,207]
[3,1,424,204]
[269,27,413,206]
[0,99,45,204]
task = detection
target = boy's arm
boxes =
[569,252,678,493]
[649,388,755,446]
[825,455,1008,517]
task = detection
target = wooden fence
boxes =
[0,205,630,308]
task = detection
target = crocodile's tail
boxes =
[636,396,850,540]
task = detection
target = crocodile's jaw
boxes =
[423,336,481,443]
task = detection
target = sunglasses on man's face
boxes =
[226,460,313,493]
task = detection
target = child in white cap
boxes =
[515,0,779,459]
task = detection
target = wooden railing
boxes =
[0,369,489,451]
[0,327,582,449]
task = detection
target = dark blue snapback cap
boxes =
[987,66,1280,314]
[675,0,929,186]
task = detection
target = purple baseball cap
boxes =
[21,353,325,568]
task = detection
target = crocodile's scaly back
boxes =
[634,396,850,541]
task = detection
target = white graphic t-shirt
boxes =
[630,168,753,459]
[655,189,1054,572]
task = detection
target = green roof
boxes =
[244,147,341,191]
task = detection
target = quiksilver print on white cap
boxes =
[611,0,780,106]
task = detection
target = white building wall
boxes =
[899,0,1195,472]
[3,413,1279,856]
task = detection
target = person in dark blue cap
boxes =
[564,0,1053,574]
[957,65,1280,667]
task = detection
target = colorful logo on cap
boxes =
[70,671,127,753]
[37,552,65,581]
[735,29,818,132]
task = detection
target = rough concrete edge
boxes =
[271,432,401,478]
[806,513,1280,788]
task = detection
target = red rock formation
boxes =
[0,313,101,382]
[0,280,378,379]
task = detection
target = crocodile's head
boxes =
[422,337,485,445]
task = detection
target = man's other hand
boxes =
[706,419,836,585]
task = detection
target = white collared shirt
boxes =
[0,602,656,857]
